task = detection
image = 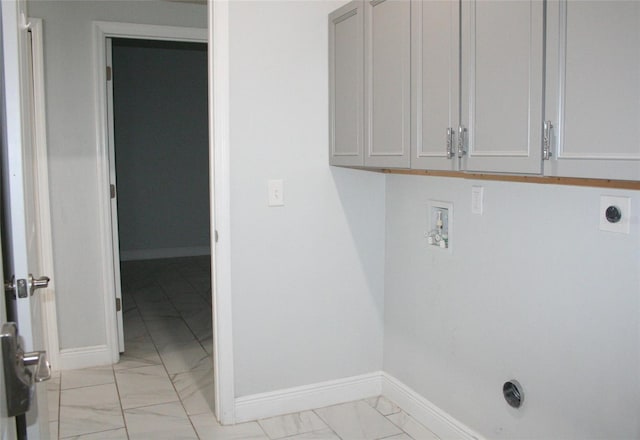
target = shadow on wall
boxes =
[329,166,386,305]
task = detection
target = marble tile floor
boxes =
[47,257,440,439]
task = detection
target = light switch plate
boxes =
[471,186,484,215]
[599,195,630,233]
[268,179,284,207]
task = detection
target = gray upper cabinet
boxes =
[411,0,544,174]
[364,0,411,168]
[329,0,410,169]
[461,0,545,174]
[329,1,364,167]
[411,0,460,171]
[544,0,640,181]
[331,0,639,182]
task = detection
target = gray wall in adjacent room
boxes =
[112,39,210,261]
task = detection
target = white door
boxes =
[0,245,17,440]
[1,0,50,438]
[0,2,16,438]
[105,37,125,353]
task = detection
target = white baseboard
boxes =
[119,246,211,261]
[234,372,382,423]
[381,373,484,440]
[233,371,482,439]
[58,345,115,370]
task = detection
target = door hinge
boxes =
[115,298,121,312]
[110,184,116,199]
[106,66,112,81]
[215,230,219,243]
[543,120,553,160]
[457,125,467,158]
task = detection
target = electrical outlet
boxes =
[599,195,630,233]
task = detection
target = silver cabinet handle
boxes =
[543,120,553,160]
[457,125,467,158]
[446,127,454,159]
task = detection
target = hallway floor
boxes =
[47,257,439,439]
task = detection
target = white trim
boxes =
[58,345,113,370]
[92,21,208,367]
[232,372,483,439]
[234,372,383,424]
[120,246,211,261]
[92,21,206,42]
[210,0,236,425]
[381,373,484,440]
[29,18,61,372]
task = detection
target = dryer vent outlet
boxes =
[503,380,524,409]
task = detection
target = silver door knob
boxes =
[1,322,51,417]
[29,274,50,296]
[22,350,51,383]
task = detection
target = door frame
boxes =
[209,0,235,425]
[93,17,235,423]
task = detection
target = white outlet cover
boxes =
[267,179,284,207]
[599,195,630,234]
[471,186,484,215]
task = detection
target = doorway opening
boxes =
[107,37,213,411]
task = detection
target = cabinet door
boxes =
[329,1,364,167]
[461,0,544,174]
[364,0,411,168]
[544,1,640,181]
[411,0,460,171]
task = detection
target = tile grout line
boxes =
[55,374,61,440]
[151,258,214,439]
[158,271,213,354]
[130,267,206,438]
[311,408,344,440]
[121,271,178,439]
[109,361,130,439]
[368,398,416,440]
[59,426,129,440]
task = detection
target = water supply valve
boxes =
[426,202,452,250]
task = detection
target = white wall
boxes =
[27,0,206,349]
[228,1,386,397]
[384,175,640,439]
[112,40,210,260]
